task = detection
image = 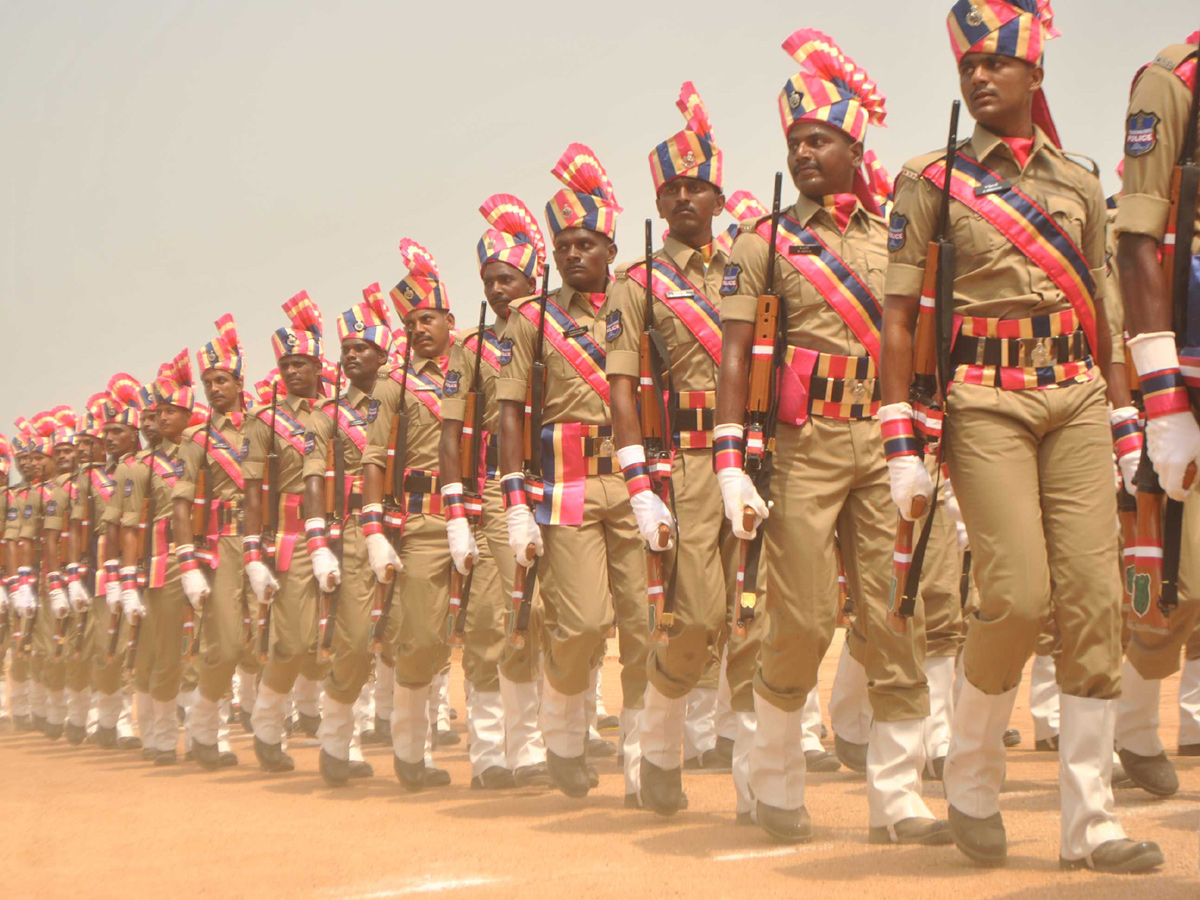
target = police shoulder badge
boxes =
[720,264,741,297]
[6,506,16,521]
[605,310,623,342]
[305,434,316,455]
[1125,111,1160,158]
[124,481,133,497]
[498,339,513,366]
[240,438,251,459]
[444,371,461,396]
[367,399,380,423]
[888,213,908,252]
[46,500,58,516]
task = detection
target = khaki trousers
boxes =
[946,376,1122,699]
[389,512,452,689]
[539,473,648,707]
[1125,491,1200,679]
[324,518,376,705]
[36,596,66,692]
[92,601,131,696]
[713,510,766,714]
[260,539,327,696]
[146,558,188,702]
[197,536,252,703]
[65,602,98,692]
[761,417,928,721]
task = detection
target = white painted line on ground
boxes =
[334,876,507,899]
[713,842,833,862]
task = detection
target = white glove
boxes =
[310,546,342,592]
[119,567,145,619]
[68,579,90,614]
[886,455,935,522]
[366,532,401,583]
[505,503,543,568]
[716,468,768,540]
[104,562,122,614]
[1129,331,1200,501]
[246,560,279,604]
[1110,406,1141,497]
[181,568,209,611]
[617,444,676,550]
[49,587,70,619]
[13,578,37,617]
[0,580,8,616]
[446,516,479,576]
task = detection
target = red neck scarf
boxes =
[821,193,859,233]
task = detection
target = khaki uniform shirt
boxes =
[194,411,250,503]
[41,472,72,537]
[363,355,445,474]
[243,394,317,495]
[102,453,137,530]
[1105,204,1126,365]
[443,319,508,432]
[604,234,727,391]
[304,384,371,482]
[886,124,1108,320]
[722,193,888,356]
[496,286,611,426]
[1116,41,1200,255]
[71,463,118,552]
[18,479,47,541]
[119,449,155,530]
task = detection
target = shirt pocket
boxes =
[1045,194,1088,251]
[950,209,1007,274]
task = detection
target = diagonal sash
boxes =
[516,297,610,403]
[389,367,444,421]
[89,467,115,502]
[257,405,309,456]
[625,258,723,365]
[146,450,182,487]
[757,215,883,363]
[922,154,1099,353]
[462,330,506,372]
[198,426,246,490]
[332,400,368,452]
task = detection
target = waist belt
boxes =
[779,348,879,425]
[537,423,615,527]
[485,433,499,481]
[674,390,715,449]
[208,497,244,538]
[951,311,1094,391]
[264,493,304,572]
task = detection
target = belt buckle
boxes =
[850,379,867,400]
[1030,340,1050,367]
[598,437,614,458]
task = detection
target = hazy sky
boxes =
[2,1,1197,443]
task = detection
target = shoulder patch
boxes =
[46,500,58,516]
[1125,111,1159,158]
[304,434,316,456]
[605,310,623,341]
[888,213,908,252]
[443,370,461,396]
[7,506,16,521]
[124,480,133,497]
[720,264,741,296]
[498,339,514,365]
[367,399,380,423]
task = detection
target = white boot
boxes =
[466,689,506,777]
[96,691,122,730]
[715,645,737,744]
[540,680,587,759]
[924,655,956,761]
[1029,655,1060,744]
[31,680,47,718]
[593,665,608,719]
[640,683,686,770]
[733,710,757,816]
[86,693,99,734]
[799,686,824,754]
[293,674,322,719]
[354,680,374,737]
[67,688,90,728]
[1179,657,1200,748]
[154,698,179,754]
[374,658,395,725]
[499,674,545,770]
[868,718,934,828]
[749,696,807,811]
[235,665,258,713]
[135,691,154,743]
[349,716,366,764]
[46,689,67,727]
[319,697,355,762]
[178,688,198,750]
[10,679,31,718]
[683,687,718,762]
[584,665,600,737]
[217,700,233,753]
[431,669,451,734]
[829,641,871,744]
[1115,660,1163,756]
[621,707,642,796]
[190,694,222,747]
[117,691,136,740]
[1059,694,1126,861]
[391,683,430,765]
[944,680,1018,819]
[953,652,965,709]
[252,683,289,746]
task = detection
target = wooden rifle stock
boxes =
[184,424,214,662]
[258,383,280,663]
[508,546,538,649]
[318,365,345,661]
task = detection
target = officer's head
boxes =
[15,452,35,482]
[656,176,725,248]
[31,451,53,480]
[77,435,104,466]
[201,367,244,415]
[340,336,387,388]
[787,120,863,200]
[103,422,138,459]
[552,227,617,294]
[481,261,536,321]
[958,52,1043,134]
[140,409,160,445]
[53,442,77,474]
[156,403,190,443]
[278,354,322,399]
[403,308,455,361]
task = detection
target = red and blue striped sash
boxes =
[624,258,723,365]
[921,154,1099,354]
[389,367,444,420]
[758,216,883,363]
[462,330,506,372]
[331,400,368,452]
[89,467,115,502]
[200,426,246,490]
[516,298,610,403]
[146,450,182,487]
[257,405,309,457]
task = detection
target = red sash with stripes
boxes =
[921,155,1099,354]
[328,400,368,452]
[624,258,723,365]
[88,467,115,502]
[462,330,507,372]
[388,367,444,420]
[757,215,883,363]
[146,450,183,487]
[515,297,610,403]
[256,405,309,457]
[197,426,246,490]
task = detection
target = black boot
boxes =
[253,737,295,772]
[546,750,590,798]
[639,757,683,816]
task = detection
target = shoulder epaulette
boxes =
[1063,152,1100,178]
[614,259,647,280]
[738,215,771,234]
[509,292,542,310]
[914,139,970,178]
[1153,43,1198,73]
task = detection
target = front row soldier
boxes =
[6,423,43,729]
[188,316,252,770]
[605,83,746,816]
[305,287,393,786]
[360,240,456,790]
[243,294,328,773]
[1115,29,1200,797]
[881,0,1162,872]
[497,145,650,802]
[716,30,944,845]
[439,195,551,789]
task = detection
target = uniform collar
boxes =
[159,438,181,456]
[662,233,724,273]
[969,123,1056,170]
[284,393,316,414]
[791,191,867,231]
[410,353,444,377]
[341,384,368,408]
[210,409,245,431]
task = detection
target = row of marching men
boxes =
[1,1,1198,875]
